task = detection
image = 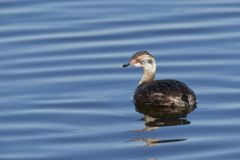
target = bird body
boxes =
[123,51,197,117]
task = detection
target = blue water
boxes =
[1,0,240,159]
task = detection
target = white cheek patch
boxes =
[132,63,142,67]
[144,62,153,69]
[145,62,152,67]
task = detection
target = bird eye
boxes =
[147,59,152,64]
[140,59,152,65]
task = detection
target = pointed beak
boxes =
[122,63,130,67]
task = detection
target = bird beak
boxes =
[122,63,130,67]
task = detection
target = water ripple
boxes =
[1,0,240,160]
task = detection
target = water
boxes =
[1,0,240,159]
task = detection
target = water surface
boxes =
[1,0,240,160]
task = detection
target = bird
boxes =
[122,51,197,117]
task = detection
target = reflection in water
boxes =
[130,138,186,147]
[131,116,190,132]
[142,115,190,131]
[134,102,192,131]
[129,102,191,146]
[135,101,197,118]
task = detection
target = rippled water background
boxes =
[1,0,240,159]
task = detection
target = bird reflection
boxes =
[130,138,186,147]
[132,103,192,132]
[129,103,193,146]
[135,102,196,119]
[133,115,190,132]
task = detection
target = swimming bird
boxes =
[123,51,197,117]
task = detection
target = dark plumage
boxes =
[134,80,197,117]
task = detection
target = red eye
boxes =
[135,59,140,63]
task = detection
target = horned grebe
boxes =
[123,51,197,117]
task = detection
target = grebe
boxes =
[123,51,197,117]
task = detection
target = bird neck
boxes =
[139,62,156,85]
